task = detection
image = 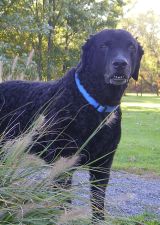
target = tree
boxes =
[119,11,160,95]
[0,0,126,80]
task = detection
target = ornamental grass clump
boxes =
[0,110,118,224]
[0,115,83,224]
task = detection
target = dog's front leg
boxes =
[89,168,108,222]
[89,153,114,223]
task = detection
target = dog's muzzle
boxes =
[109,57,130,85]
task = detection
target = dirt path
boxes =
[72,170,160,218]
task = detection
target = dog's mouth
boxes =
[110,74,128,85]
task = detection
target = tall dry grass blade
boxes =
[16,203,37,218]
[19,154,46,168]
[2,114,45,162]
[29,114,45,135]
[26,49,34,66]
[48,155,79,180]
[0,61,3,82]
[105,110,118,128]
[2,134,32,165]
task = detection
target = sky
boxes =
[126,0,160,15]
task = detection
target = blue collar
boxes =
[75,73,118,113]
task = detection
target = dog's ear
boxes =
[76,35,95,73]
[132,42,144,81]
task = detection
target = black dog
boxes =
[0,29,143,221]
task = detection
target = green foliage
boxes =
[0,0,126,80]
[119,11,160,94]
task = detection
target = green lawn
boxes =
[113,94,160,175]
[113,212,160,225]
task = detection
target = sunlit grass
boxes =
[113,212,160,225]
[113,94,160,175]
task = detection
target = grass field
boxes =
[113,94,160,175]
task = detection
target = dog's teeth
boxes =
[113,75,126,80]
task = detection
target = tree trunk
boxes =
[140,79,143,96]
[47,22,53,80]
[62,31,69,73]
[35,0,43,80]
[47,0,55,81]
[135,81,138,96]
[156,83,159,96]
[37,34,43,80]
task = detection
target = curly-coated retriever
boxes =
[0,29,143,221]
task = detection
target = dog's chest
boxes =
[70,110,120,147]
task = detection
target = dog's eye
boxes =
[100,42,110,49]
[129,44,136,52]
[100,44,108,49]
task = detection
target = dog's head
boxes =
[77,29,144,86]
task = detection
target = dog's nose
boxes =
[112,58,128,69]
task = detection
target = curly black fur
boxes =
[0,29,143,221]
